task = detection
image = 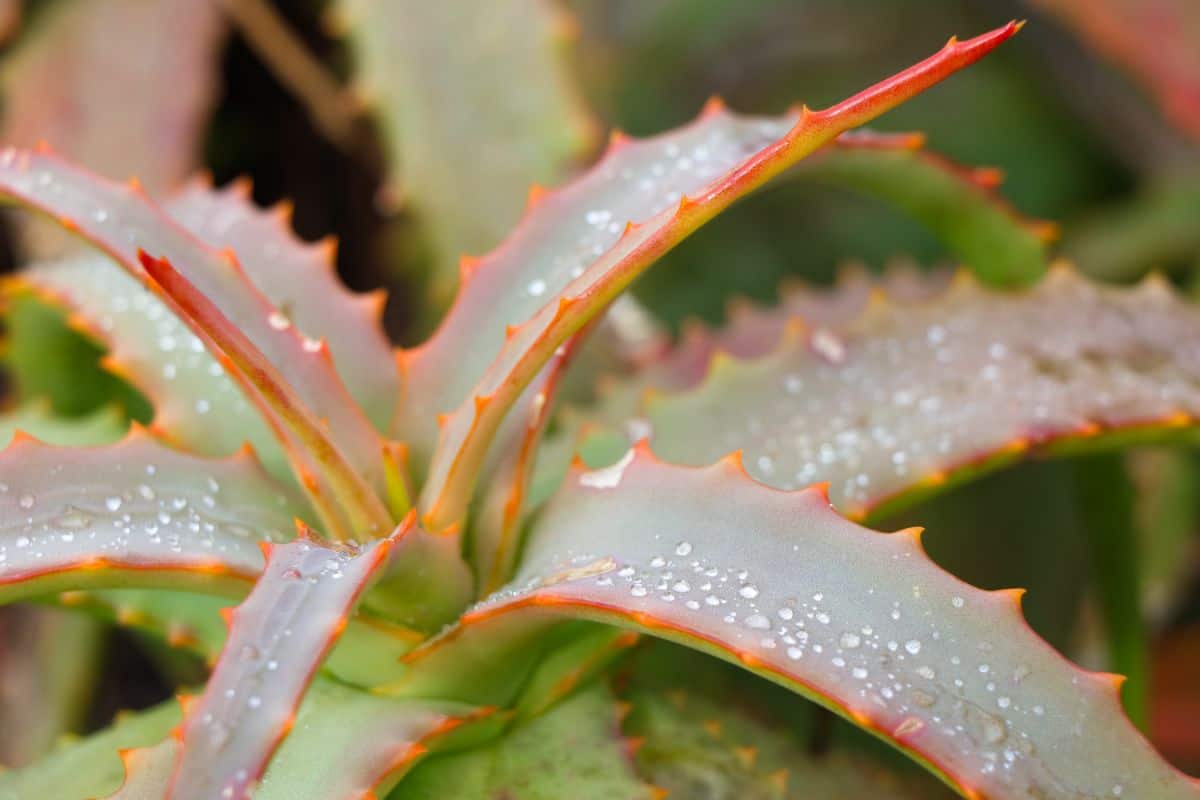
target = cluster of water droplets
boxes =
[0,457,295,576]
[651,274,1200,513]
[516,112,794,303]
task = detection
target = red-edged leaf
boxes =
[415,23,1024,533]
[636,268,1200,520]
[138,251,393,541]
[0,427,304,603]
[167,520,408,798]
[0,150,391,536]
[0,0,225,256]
[395,448,1199,798]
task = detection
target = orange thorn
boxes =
[733,746,757,768]
[701,95,727,117]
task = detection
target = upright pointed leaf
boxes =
[416,23,1024,532]
[0,428,305,603]
[397,448,1199,798]
[339,0,596,307]
[167,521,406,799]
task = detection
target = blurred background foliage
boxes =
[0,0,1197,782]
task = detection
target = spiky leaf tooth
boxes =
[15,178,398,483]
[338,0,596,309]
[415,23,1023,533]
[0,150,391,532]
[167,520,409,799]
[108,740,176,799]
[790,130,1055,286]
[397,448,1199,798]
[0,0,224,256]
[597,268,1200,521]
[1031,0,1200,142]
[392,684,657,800]
[620,645,951,799]
[0,427,306,603]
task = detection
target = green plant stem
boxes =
[1072,452,1148,729]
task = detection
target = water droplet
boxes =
[137,484,156,501]
[675,541,692,557]
[997,696,1011,709]
[904,639,922,655]
[951,596,964,608]
[916,665,936,680]
[18,494,34,510]
[851,667,868,680]
[839,632,861,649]
[105,496,123,512]
[738,584,759,599]
[56,507,92,529]
[268,311,291,330]
[630,584,648,598]
[745,614,771,630]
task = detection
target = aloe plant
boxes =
[0,20,1197,799]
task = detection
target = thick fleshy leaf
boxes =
[339,0,596,307]
[168,521,405,798]
[0,427,305,603]
[0,0,224,256]
[791,131,1055,286]
[607,268,1200,520]
[415,23,1023,532]
[100,681,499,800]
[137,250,393,540]
[397,448,1199,798]
[14,179,397,481]
[0,150,390,533]
[1032,0,1200,142]
[392,684,656,800]
[0,698,178,799]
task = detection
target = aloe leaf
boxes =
[137,251,392,541]
[1031,0,1200,142]
[415,23,1024,533]
[792,131,1055,286]
[398,448,1198,798]
[0,150,391,536]
[167,521,407,798]
[615,269,1200,521]
[0,699,178,799]
[392,683,655,800]
[13,179,398,482]
[0,427,305,603]
[338,0,596,309]
[97,682,499,800]
[0,0,225,256]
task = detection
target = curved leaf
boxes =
[0,150,390,529]
[415,23,1024,532]
[168,521,406,798]
[339,0,596,307]
[603,268,1200,520]
[792,131,1055,286]
[0,428,305,603]
[397,448,1198,798]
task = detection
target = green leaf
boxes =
[606,269,1200,521]
[0,0,225,256]
[339,0,596,309]
[0,698,179,800]
[169,522,407,798]
[396,448,1197,798]
[790,131,1054,287]
[414,23,1023,533]
[0,428,306,603]
[392,684,655,800]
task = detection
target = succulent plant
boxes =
[0,19,1197,800]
